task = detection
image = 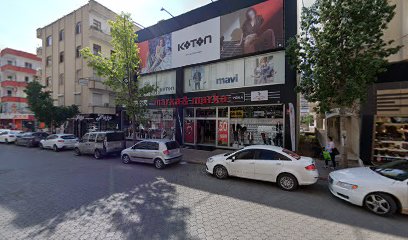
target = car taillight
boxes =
[163,150,170,155]
[58,140,65,143]
[305,164,316,171]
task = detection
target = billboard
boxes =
[172,17,221,68]
[138,0,284,74]
[244,51,285,86]
[139,70,176,96]
[220,0,284,58]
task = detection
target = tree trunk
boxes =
[339,107,349,168]
[132,114,137,145]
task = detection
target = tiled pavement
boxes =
[0,144,407,240]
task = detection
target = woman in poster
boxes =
[147,37,166,72]
[254,56,275,84]
[236,8,276,54]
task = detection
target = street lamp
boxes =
[160,7,175,18]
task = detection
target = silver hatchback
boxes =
[121,140,182,169]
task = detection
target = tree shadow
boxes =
[23,178,193,240]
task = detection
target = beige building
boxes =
[36,0,136,118]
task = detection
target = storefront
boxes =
[136,0,298,150]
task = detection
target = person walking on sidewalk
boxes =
[325,136,337,169]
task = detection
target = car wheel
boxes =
[74,148,81,156]
[277,173,298,191]
[214,165,228,179]
[5,139,9,144]
[364,193,397,216]
[94,149,102,159]
[53,145,59,152]
[154,158,164,169]
[122,155,131,164]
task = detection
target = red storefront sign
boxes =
[217,120,228,145]
[155,95,229,107]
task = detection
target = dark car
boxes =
[15,132,49,147]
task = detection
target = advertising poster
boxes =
[172,17,220,68]
[139,33,172,74]
[184,120,195,143]
[184,65,208,92]
[245,51,285,86]
[220,0,284,58]
[157,71,176,95]
[139,74,157,95]
[218,120,229,146]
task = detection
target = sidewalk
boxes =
[180,147,334,180]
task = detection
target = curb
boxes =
[184,159,206,165]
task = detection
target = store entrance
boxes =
[196,120,216,145]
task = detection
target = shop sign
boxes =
[155,95,229,107]
[218,120,229,145]
[230,110,244,118]
[251,90,268,101]
[230,92,245,102]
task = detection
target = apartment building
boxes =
[37,0,135,134]
[0,48,41,130]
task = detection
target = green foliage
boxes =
[24,81,79,128]
[80,13,156,128]
[288,0,402,113]
[301,114,314,125]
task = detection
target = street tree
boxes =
[25,81,79,131]
[81,13,156,144]
[287,0,401,166]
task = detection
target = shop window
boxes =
[185,108,195,118]
[218,107,229,118]
[184,119,195,144]
[196,108,216,118]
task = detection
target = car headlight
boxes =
[336,181,358,190]
[207,157,214,163]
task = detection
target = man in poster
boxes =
[193,68,202,90]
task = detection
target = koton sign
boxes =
[172,17,220,68]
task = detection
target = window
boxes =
[257,150,291,161]
[93,44,101,55]
[61,135,76,139]
[93,19,102,30]
[81,133,89,142]
[92,93,102,106]
[59,51,64,63]
[7,90,12,96]
[76,46,81,58]
[46,35,52,46]
[76,22,82,34]
[59,73,64,85]
[25,62,32,69]
[46,56,52,66]
[7,60,13,65]
[96,133,106,142]
[46,135,57,140]
[74,94,81,106]
[58,96,64,106]
[146,142,159,150]
[89,133,97,142]
[59,29,64,41]
[133,141,149,150]
[25,76,29,82]
[233,149,256,160]
[45,77,51,87]
[371,160,408,181]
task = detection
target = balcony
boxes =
[0,64,36,75]
[0,81,28,88]
[1,96,27,103]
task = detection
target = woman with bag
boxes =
[325,136,337,169]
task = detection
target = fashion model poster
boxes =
[139,33,172,74]
[220,0,284,59]
[244,51,285,86]
[184,65,208,92]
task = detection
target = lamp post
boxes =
[160,7,175,18]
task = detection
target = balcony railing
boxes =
[0,81,28,88]
[1,96,28,103]
[0,64,36,75]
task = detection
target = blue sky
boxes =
[0,0,213,54]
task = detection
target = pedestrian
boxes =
[325,136,337,169]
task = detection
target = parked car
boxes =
[15,132,49,147]
[206,145,319,191]
[328,160,408,216]
[0,130,24,143]
[74,131,125,159]
[121,140,182,169]
[0,129,10,134]
[39,134,78,151]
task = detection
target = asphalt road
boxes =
[0,143,407,240]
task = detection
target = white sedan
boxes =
[40,134,78,151]
[206,145,319,191]
[0,130,23,143]
[329,160,408,216]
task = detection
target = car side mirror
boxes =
[228,156,236,162]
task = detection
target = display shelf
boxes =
[374,148,408,152]
[373,155,408,160]
[375,140,406,144]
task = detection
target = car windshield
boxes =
[61,135,76,139]
[165,141,180,150]
[282,149,301,160]
[371,160,408,181]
